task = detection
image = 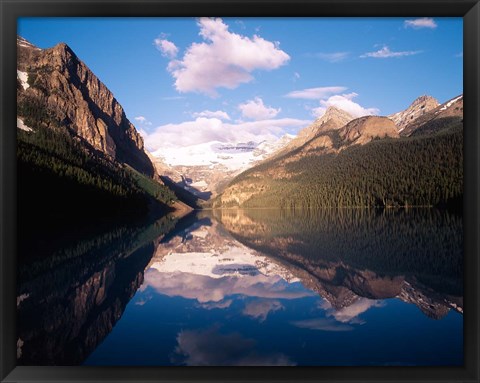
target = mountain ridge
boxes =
[17,36,155,177]
[388,95,439,134]
[213,95,463,209]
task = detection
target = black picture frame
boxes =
[1,0,479,382]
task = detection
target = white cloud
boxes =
[172,327,295,366]
[291,318,354,332]
[404,18,437,29]
[161,96,186,101]
[197,299,233,310]
[166,18,290,96]
[234,19,246,29]
[192,110,231,120]
[142,269,314,303]
[315,52,350,63]
[360,45,422,59]
[312,92,379,118]
[154,38,179,59]
[293,72,300,81]
[143,117,310,150]
[326,298,384,324]
[242,299,284,322]
[134,116,152,125]
[285,86,347,100]
[284,86,378,119]
[238,97,281,120]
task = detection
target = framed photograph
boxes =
[1,0,479,382]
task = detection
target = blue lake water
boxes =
[17,208,463,366]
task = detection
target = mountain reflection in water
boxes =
[17,208,463,366]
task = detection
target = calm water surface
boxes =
[17,208,463,366]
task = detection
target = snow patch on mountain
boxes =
[438,95,462,112]
[17,70,29,90]
[153,135,295,171]
[388,95,439,133]
[150,134,296,196]
[17,36,41,51]
[17,118,32,132]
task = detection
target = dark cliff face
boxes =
[17,36,154,177]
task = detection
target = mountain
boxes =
[388,95,439,134]
[338,115,399,145]
[17,36,154,176]
[16,36,188,236]
[403,94,463,137]
[214,100,462,209]
[150,134,295,198]
[388,94,463,137]
[270,106,354,159]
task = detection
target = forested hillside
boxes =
[215,121,462,209]
[18,124,177,232]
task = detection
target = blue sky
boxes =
[18,17,462,150]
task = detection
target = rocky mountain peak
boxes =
[411,94,438,106]
[17,36,155,176]
[294,106,353,143]
[388,95,439,133]
[17,36,40,50]
[322,105,353,120]
[52,42,76,59]
[311,106,354,132]
[262,106,354,163]
[401,94,463,137]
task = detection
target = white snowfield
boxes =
[438,95,462,112]
[17,37,41,50]
[152,134,295,171]
[17,118,33,132]
[17,70,29,90]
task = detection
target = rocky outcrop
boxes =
[338,115,399,145]
[297,106,354,140]
[271,106,353,159]
[388,95,439,134]
[17,36,154,176]
[406,95,463,137]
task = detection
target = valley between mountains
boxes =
[17,35,463,220]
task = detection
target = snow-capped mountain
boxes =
[150,134,295,197]
[388,95,439,134]
[394,94,463,137]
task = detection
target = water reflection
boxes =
[213,208,463,318]
[17,216,178,365]
[172,326,295,366]
[18,208,463,366]
[143,217,313,304]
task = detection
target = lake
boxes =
[17,208,463,366]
